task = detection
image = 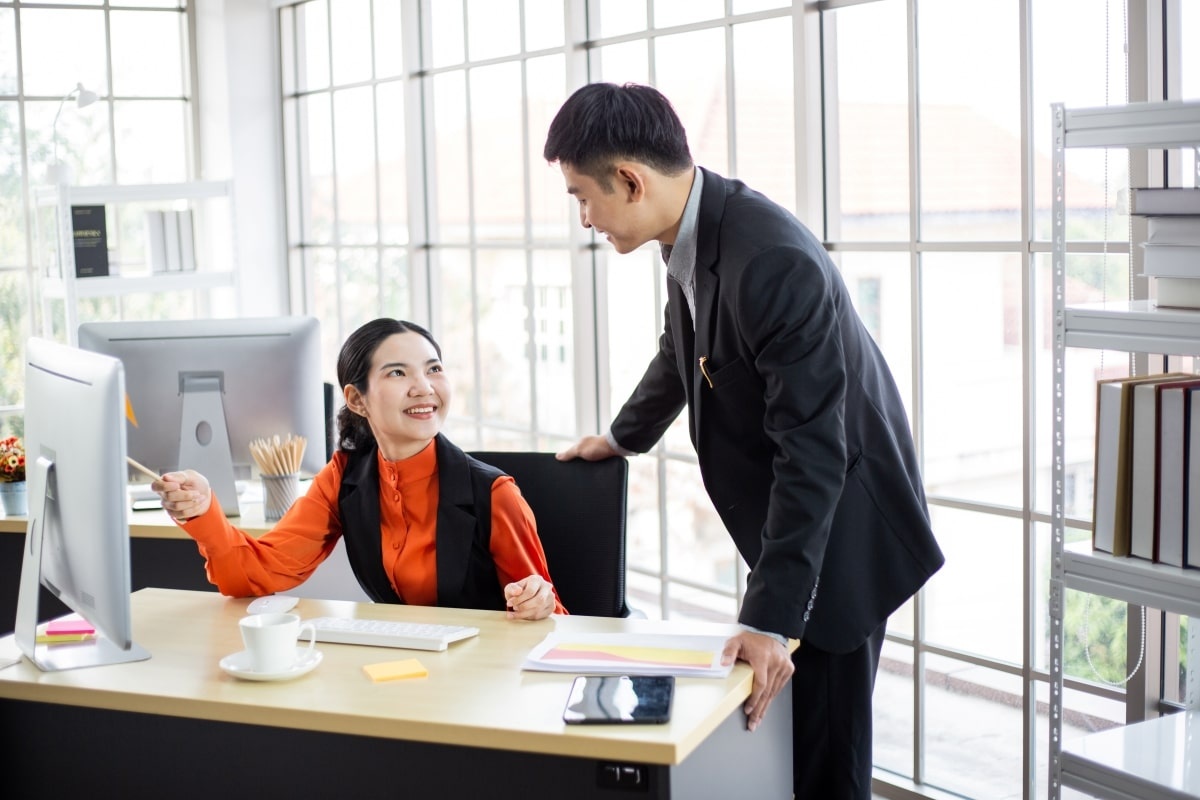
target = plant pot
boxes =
[0,481,27,517]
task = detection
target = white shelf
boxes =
[1063,100,1200,149]
[1064,544,1200,619]
[33,180,232,207]
[1061,710,1200,800]
[41,270,235,300]
[1065,301,1200,355]
[1050,99,1200,800]
[33,178,237,343]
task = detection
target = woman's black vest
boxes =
[338,434,507,610]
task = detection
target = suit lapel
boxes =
[690,168,726,440]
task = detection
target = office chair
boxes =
[469,451,631,618]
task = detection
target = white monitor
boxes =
[77,316,324,517]
[15,337,150,671]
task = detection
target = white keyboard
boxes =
[303,617,480,652]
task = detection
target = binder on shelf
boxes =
[145,210,167,273]
[1188,389,1200,569]
[71,205,109,278]
[163,210,182,272]
[1153,378,1200,566]
[1129,187,1200,216]
[1093,373,1187,554]
[1130,373,1195,560]
[176,209,196,272]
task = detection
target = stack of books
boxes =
[1130,188,1200,308]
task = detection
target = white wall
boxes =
[194,0,288,315]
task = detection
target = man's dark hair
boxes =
[543,82,693,190]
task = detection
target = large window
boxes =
[277,2,1187,798]
[0,0,194,439]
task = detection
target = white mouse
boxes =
[246,595,300,615]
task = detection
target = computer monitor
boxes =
[15,338,151,671]
[77,316,324,517]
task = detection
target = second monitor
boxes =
[78,316,325,517]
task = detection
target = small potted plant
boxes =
[0,435,27,516]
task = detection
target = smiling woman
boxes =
[337,319,453,462]
[147,317,568,623]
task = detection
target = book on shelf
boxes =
[1189,388,1200,569]
[1154,276,1200,309]
[1154,378,1200,566]
[1145,215,1200,245]
[1141,244,1200,278]
[176,209,196,272]
[163,209,182,272]
[1093,373,1190,555]
[145,210,167,273]
[1129,187,1200,216]
[71,204,109,278]
[1125,373,1193,559]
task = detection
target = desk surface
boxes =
[0,588,756,766]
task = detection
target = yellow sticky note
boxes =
[363,658,428,682]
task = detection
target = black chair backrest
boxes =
[469,451,629,618]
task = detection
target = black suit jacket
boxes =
[610,169,944,654]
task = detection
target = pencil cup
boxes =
[261,472,299,521]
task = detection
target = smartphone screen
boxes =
[562,675,675,724]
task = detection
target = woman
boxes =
[152,318,564,620]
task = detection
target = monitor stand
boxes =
[177,372,240,517]
[14,456,151,672]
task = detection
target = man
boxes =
[546,82,944,798]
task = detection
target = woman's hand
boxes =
[152,469,213,522]
[504,575,557,620]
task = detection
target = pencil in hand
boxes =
[126,456,162,482]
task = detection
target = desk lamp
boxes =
[50,82,98,184]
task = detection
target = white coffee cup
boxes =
[239,612,316,673]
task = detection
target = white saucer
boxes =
[219,647,322,682]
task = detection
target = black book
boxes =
[71,205,109,278]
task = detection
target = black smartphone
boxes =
[562,674,675,724]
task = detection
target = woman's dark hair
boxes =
[543,82,693,189]
[335,318,442,452]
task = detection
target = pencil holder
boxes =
[249,434,307,522]
[261,473,299,521]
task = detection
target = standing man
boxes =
[547,83,944,798]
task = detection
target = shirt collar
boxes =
[665,167,703,283]
[376,438,438,484]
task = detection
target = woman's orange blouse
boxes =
[178,440,566,614]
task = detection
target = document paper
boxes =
[522,632,734,678]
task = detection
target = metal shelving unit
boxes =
[1050,99,1200,800]
[33,179,236,343]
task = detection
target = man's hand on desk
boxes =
[152,470,213,523]
[721,631,795,732]
[504,575,556,620]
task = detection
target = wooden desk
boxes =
[0,588,792,798]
